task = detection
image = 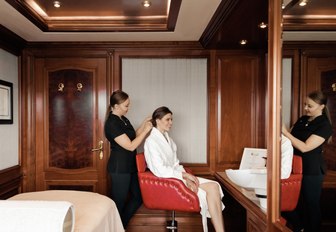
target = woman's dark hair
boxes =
[308,91,332,124]
[105,90,129,120]
[151,106,172,127]
[308,90,332,143]
[110,90,129,107]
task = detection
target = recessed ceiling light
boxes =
[142,1,151,8]
[258,22,267,29]
[240,40,247,45]
[53,1,61,8]
[299,0,307,7]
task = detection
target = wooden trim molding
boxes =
[199,0,239,48]
[0,25,26,56]
[5,0,182,32]
[0,165,22,199]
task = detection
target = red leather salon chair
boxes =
[136,153,200,231]
[280,155,303,225]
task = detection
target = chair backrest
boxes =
[135,152,200,212]
[136,152,147,173]
[280,154,302,212]
[291,154,302,174]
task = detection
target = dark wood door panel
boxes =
[48,69,94,169]
[34,58,108,194]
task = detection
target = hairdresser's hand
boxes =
[144,120,153,133]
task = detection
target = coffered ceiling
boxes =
[4,0,182,32]
[1,0,336,48]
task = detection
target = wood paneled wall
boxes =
[18,44,267,191]
[0,166,21,199]
[284,42,336,230]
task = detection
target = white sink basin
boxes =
[225,168,267,208]
[225,168,267,189]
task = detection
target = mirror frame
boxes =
[267,0,285,230]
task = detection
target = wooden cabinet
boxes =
[215,172,267,232]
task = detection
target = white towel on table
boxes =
[0,200,74,232]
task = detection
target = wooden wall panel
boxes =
[216,52,266,170]
[302,56,336,171]
[283,45,336,230]
[0,165,21,199]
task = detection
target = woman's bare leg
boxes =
[199,182,225,232]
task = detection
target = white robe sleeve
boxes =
[281,134,294,179]
[144,141,185,180]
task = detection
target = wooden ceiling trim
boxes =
[5,0,181,32]
[0,25,27,55]
[283,18,336,31]
[5,0,48,31]
[199,0,240,48]
[167,0,182,31]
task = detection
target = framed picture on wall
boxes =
[0,79,13,124]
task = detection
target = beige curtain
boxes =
[122,58,207,163]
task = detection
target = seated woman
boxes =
[144,106,225,232]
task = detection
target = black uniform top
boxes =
[291,114,332,175]
[104,113,137,173]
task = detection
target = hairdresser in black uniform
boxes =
[282,90,333,232]
[104,90,152,229]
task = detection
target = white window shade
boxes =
[122,58,207,163]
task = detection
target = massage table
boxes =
[0,190,124,232]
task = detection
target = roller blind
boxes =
[122,58,207,163]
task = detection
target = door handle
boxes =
[92,140,103,160]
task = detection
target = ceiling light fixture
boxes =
[258,22,267,29]
[299,0,307,7]
[53,1,61,8]
[142,1,151,8]
[240,40,247,45]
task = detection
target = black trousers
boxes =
[110,172,143,228]
[283,174,324,232]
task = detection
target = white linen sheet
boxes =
[0,200,74,232]
[8,190,124,232]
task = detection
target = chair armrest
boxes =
[138,171,200,212]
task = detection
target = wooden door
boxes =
[34,58,108,194]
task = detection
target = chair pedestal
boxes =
[166,211,178,231]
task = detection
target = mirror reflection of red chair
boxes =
[280,155,303,225]
[136,153,200,231]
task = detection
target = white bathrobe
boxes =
[281,134,294,179]
[144,127,224,232]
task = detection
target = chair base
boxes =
[166,210,178,231]
[166,220,178,231]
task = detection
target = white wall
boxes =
[0,49,19,170]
